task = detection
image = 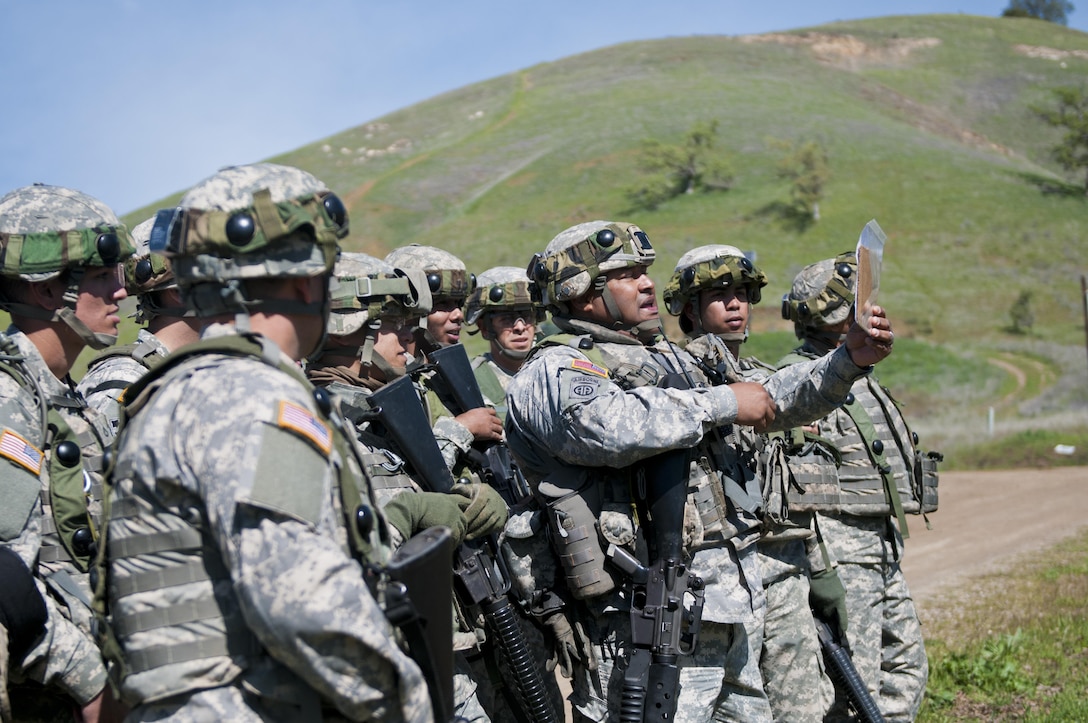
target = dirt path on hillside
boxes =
[902,466,1088,612]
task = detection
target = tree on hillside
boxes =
[770,138,830,222]
[625,120,734,211]
[1008,290,1035,334]
[1002,0,1075,24]
[1032,86,1088,195]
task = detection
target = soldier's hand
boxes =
[809,566,849,637]
[450,483,508,540]
[730,381,776,432]
[384,491,468,546]
[542,609,597,678]
[456,407,504,443]
[845,304,894,368]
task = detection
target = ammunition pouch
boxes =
[913,449,941,514]
[777,429,842,514]
[537,471,632,600]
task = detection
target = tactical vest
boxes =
[94,333,391,707]
[0,334,108,630]
[471,356,509,422]
[528,333,758,601]
[781,350,938,528]
[80,336,169,399]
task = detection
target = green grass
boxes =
[919,529,1088,722]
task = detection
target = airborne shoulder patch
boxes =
[277,401,332,455]
[0,429,43,475]
[570,359,608,378]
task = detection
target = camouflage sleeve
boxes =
[432,415,473,471]
[180,364,430,722]
[761,345,869,432]
[506,346,738,468]
[19,578,107,705]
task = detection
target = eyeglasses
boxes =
[491,312,534,329]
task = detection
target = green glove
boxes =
[542,609,597,678]
[809,566,849,635]
[449,483,508,541]
[384,491,467,546]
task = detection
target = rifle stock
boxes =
[421,343,532,506]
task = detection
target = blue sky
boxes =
[2,1,1083,216]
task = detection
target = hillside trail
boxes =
[901,465,1088,617]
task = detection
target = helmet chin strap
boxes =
[55,307,117,350]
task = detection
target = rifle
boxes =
[420,343,532,507]
[814,617,885,723]
[368,375,559,723]
[607,448,705,722]
[385,525,456,723]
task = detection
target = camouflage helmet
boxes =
[465,265,544,327]
[125,216,184,323]
[0,183,135,282]
[782,251,857,333]
[527,220,655,310]
[664,244,767,334]
[151,163,347,289]
[384,244,475,303]
[327,252,431,336]
[0,183,135,349]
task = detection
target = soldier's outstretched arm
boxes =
[506,346,739,467]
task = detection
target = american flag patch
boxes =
[277,401,332,455]
[0,429,43,475]
[571,359,608,378]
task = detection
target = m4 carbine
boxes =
[368,375,558,723]
[608,448,705,722]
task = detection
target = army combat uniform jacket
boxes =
[0,328,107,707]
[77,328,170,436]
[102,325,432,722]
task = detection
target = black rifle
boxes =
[814,617,885,723]
[368,375,558,723]
[608,448,705,722]
[420,343,532,507]
[386,525,456,723]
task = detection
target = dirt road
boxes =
[901,466,1088,608]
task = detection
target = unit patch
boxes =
[277,401,332,455]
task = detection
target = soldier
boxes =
[0,182,135,720]
[77,216,203,434]
[306,251,538,722]
[464,266,546,422]
[504,221,894,722]
[97,163,473,721]
[385,243,475,349]
[664,245,850,722]
[383,244,503,471]
[780,252,930,722]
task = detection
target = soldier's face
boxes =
[374,317,418,371]
[427,298,463,346]
[74,265,127,337]
[588,265,658,327]
[484,310,535,354]
[695,286,749,336]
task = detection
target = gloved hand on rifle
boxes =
[541,608,597,678]
[809,565,849,639]
[384,491,469,546]
[449,482,508,540]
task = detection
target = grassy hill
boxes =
[119,13,1088,463]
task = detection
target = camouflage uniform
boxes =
[78,216,187,433]
[0,183,135,714]
[98,164,433,721]
[506,222,873,722]
[780,254,929,722]
[665,245,836,723]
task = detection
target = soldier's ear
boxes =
[27,277,65,311]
